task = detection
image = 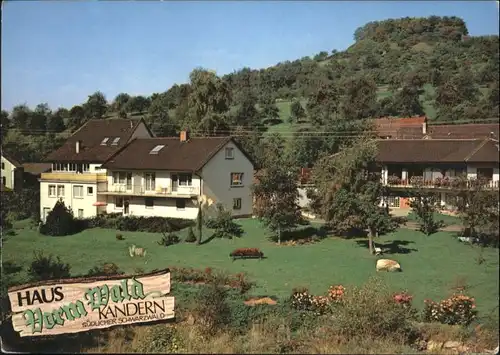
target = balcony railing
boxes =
[385,176,499,190]
[40,172,107,183]
[104,184,200,197]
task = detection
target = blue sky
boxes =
[2,1,498,111]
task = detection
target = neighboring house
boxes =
[374,116,499,140]
[100,132,255,219]
[39,119,154,221]
[377,138,499,210]
[374,116,427,139]
[1,150,24,191]
[22,163,51,188]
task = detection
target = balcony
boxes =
[385,176,499,190]
[102,184,200,198]
[40,172,107,183]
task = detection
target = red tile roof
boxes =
[374,116,426,138]
[44,118,153,163]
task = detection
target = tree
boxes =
[28,103,50,133]
[113,93,131,112]
[306,82,340,126]
[454,177,499,246]
[408,187,445,235]
[197,202,203,245]
[126,95,150,114]
[1,110,10,138]
[68,105,86,130]
[252,134,303,244]
[260,101,280,124]
[234,94,260,128]
[11,104,31,130]
[310,136,400,254]
[84,91,108,119]
[289,100,306,123]
[391,84,425,117]
[204,203,243,239]
[339,76,378,120]
[184,68,231,136]
[47,108,67,133]
[40,199,79,236]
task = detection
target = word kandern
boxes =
[23,278,157,334]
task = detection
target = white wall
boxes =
[201,141,254,217]
[105,195,198,219]
[40,181,99,220]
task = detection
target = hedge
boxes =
[79,214,194,233]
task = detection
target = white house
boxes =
[39,118,154,221]
[100,131,255,219]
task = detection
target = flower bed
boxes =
[168,266,254,293]
[229,248,264,260]
[423,293,477,326]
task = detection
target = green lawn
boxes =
[4,219,498,319]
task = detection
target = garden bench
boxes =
[230,254,263,261]
[374,247,383,255]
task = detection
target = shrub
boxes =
[229,248,264,258]
[193,278,232,334]
[290,287,314,311]
[205,203,243,239]
[132,325,184,353]
[28,251,71,281]
[116,216,193,233]
[115,233,124,241]
[409,192,446,235]
[158,232,180,246]
[327,285,346,303]
[330,278,417,342]
[40,199,80,236]
[423,293,477,326]
[86,263,123,277]
[185,227,197,243]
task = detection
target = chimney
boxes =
[75,140,81,154]
[422,122,427,135]
[180,130,189,142]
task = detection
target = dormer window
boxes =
[111,137,120,146]
[149,145,165,155]
[101,137,109,145]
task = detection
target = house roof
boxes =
[22,163,52,176]
[374,116,426,139]
[1,150,23,168]
[44,118,153,163]
[376,139,499,164]
[426,123,499,139]
[101,136,254,171]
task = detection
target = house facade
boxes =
[377,138,500,210]
[39,119,255,221]
[100,133,254,219]
[1,151,24,192]
[39,119,154,221]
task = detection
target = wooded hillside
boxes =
[2,16,498,168]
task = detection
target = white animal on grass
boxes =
[129,244,147,258]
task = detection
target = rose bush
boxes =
[423,293,477,325]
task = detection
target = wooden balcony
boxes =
[385,177,499,190]
[40,172,107,183]
[102,184,200,198]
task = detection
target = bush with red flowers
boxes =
[327,285,346,303]
[423,292,477,325]
[229,248,264,259]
